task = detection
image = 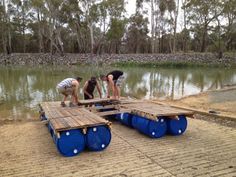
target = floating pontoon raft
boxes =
[39,98,194,157]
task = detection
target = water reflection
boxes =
[0,66,236,120]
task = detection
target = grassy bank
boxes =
[111,61,235,68]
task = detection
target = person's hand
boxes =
[111,96,118,100]
[89,95,93,99]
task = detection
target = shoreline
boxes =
[0,53,236,67]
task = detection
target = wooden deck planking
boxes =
[40,98,194,131]
[121,102,194,120]
[40,102,110,132]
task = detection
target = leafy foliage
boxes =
[0,0,235,54]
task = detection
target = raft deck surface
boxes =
[40,102,110,132]
[40,99,194,132]
[120,102,194,120]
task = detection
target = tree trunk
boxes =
[88,23,94,54]
[173,0,180,53]
[8,24,12,54]
[37,9,43,53]
[49,18,54,55]
[216,17,222,58]
[182,0,187,52]
[22,0,26,53]
[151,0,155,53]
[2,0,7,53]
[201,24,207,52]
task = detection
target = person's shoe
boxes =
[69,102,76,107]
[61,102,66,107]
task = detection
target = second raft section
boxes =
[115,113,188,138]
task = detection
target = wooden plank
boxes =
[40,101,111,132]
[123,103,194,116]
[96,109,131,117]
[78,98,120,105]
[87,105,118,111]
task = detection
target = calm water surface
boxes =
[0,65,236,120]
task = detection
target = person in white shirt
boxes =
[56,77,82,107]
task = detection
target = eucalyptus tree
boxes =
[11,0,33,52]
[43,0,66,55]
[80,0,98,54]
[184,0,223,52]
[126,13,149,53]
[30,0,47,53]
[0,0,12,54]
[136,0,180,53]
[222,0,236,51]
[101,0,126,53]
[136,0,160,53]
[0,1,6,53]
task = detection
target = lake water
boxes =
[0,65,236,120]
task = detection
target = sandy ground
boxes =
[1,88,236,176]
[160,87,236,120]
[0,118,236,177]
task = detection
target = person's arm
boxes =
[107,75,115,98]
[106,82,110,98]
[96,83,102,98]
[83,81,93,99]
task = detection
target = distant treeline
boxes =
[0,0,236,55]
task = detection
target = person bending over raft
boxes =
[83,76,102,100]
[56,77,82,107]
[100,70,124,99]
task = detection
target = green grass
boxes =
[111,61,236,68]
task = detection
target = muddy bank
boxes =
[0,53,235,67]
[159,87,236,121]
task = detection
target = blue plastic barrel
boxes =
[132,115,167,138]
[132,115,149,134]
[55,129,86,157]
[131,115,138,128]
[95,103,103,109]
[48,123,54,137]
[40,113,47,121]
[86,125,111,151]
[52,132,57,144]
[166,115,187,135]
[116,113,133,127]
[148,117,167,138]
[115,113,121,120]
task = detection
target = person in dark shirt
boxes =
[83,76,102,100]
[100,70,124,99]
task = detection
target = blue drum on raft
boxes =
[166,115,188,135]
[49,125,112,156]
[132,115,167,138]
[48,123,54,137]
[54,129,86,157]
[116,113,133,127]
[86,125,112,151]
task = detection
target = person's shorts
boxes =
[84,93,94,100]
[114,74,126,87]
[57,86,73,95]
